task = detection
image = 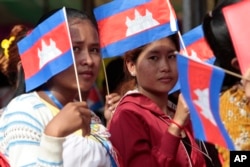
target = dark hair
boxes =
[119,34,180,95]
[37,7,98,30]
[105,57,125,93]
[34,7,99,92]
[202,0,241,89]
[0,25,28,95]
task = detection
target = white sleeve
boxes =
[0,94,65,167]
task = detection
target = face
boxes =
[127,37,178,96]
[51,18,101,93]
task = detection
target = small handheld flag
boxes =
[94,0,178,58]
[170,25,215,94]
[180,25,215,64]
[18,8,73,92]
[177,54,235,150]
[223,0,250,75]
[87,84,104,111]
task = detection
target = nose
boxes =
[79,51,94,66]
[161,57,171,72]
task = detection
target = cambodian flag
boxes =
[177,54,235,150]
[18,8,73,92]
[94,0,178,58]
[87,84,104,112]
[170,25,215,94]
[223,0,250,75]
[180,25,215,64]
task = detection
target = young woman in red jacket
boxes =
[108,33,209,167]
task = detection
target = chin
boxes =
[80,84,93,91]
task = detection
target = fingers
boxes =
[177,93,189,113]
[105,93,121,112]
[242,69,250,99]
[45,101,92,137]
[77,103,92,137]
[106,93,121,105]
[173,93,190,127]
[104,93,121,125]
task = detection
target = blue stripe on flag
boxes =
[182,25,204,47]
[18,9,65,54]
[177,55,206,139]
[25,50,72,91]
[94,0,151,21]
[101,21,177,58]
[209,67,235,150]
[170,57,215,94]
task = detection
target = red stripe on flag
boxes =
[186,38,214,61]
[188,60,227,146]
[223,1,250,74]
[98,0,172,47]
[21,23,71,79]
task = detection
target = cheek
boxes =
[93,56,101,71]
[136,64,153,81]
[171,63,179,79]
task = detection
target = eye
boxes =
[90,47,100,54]
[167,51,178,59]
[73,46,81,53]
[148,54,159,61]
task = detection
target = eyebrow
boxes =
[71,41,100,47]
[147,49,177,54]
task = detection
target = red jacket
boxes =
[109,92,206,167]
[0,152,10,167]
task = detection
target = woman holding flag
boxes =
[0,7,118,167]
[91,0,211,166]
[108,33,207,166]
[203,0,250,166]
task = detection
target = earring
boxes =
[131,72,135,76]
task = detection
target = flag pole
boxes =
[63,7,82,102]
[178,54,250,81]
[102,59,110,95]
[177,31,188,56]
[166,0,188,57]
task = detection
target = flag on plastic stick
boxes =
[94,0,178,58]
[177,54,235,150]
[180,25,215,64]
[18,8,73,92]
[170,25,215,94]
[222,0,250,75]
[87,84,104,112]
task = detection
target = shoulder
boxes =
[0,92,51,126]
[117,91,160,115]
[112,92,158,124]
[5,92,46,112]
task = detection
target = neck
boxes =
[139,89,169,114]
[37,86,76,108]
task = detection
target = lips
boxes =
[158,76,173,83]
[78,71,94,79]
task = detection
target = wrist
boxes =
[167,120,184,137]
[170,120,184,130]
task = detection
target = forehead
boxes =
[68,19,98,40]
[143,37,176,52]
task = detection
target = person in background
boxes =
[203,0,250,166]
[0,25,28,110]
[102,57,125,126]
[0,24,30,167]
[108,33,208,167]
[0,7,118,167]
[242,69,250,99]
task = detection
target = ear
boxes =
[231,58,240,70]
[126,60,136,77]
[15,61,23,88]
